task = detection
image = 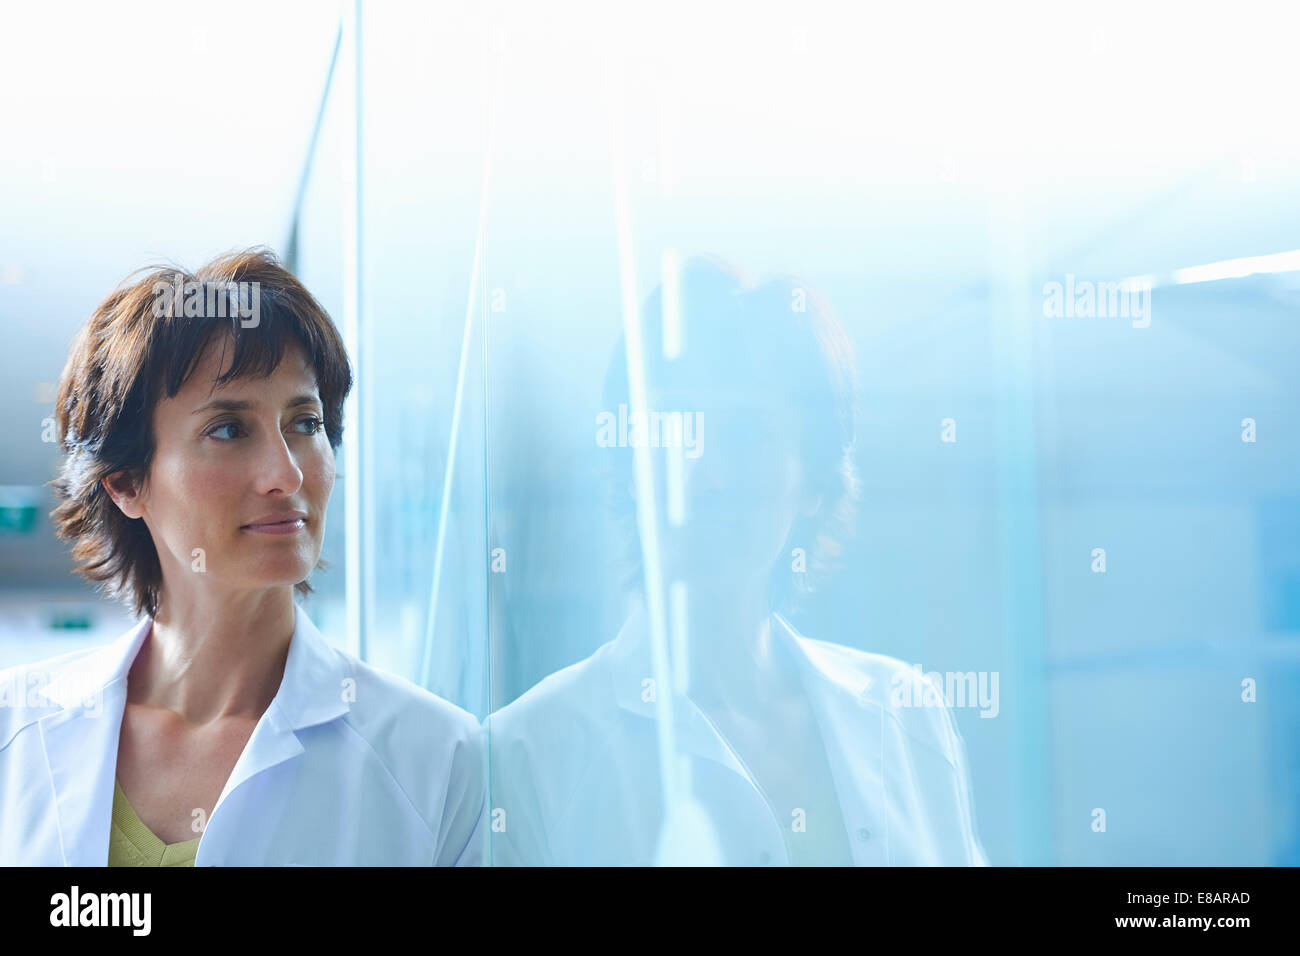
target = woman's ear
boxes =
[101,471,144,520]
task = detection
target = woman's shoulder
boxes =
[0,643,102,684]
[322,647,485,833]
[0,644,107,748]
[332,648,481,747]
[790,629,967,771]
[487,639,621,737]
[289,608,479,746]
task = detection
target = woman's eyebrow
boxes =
[191,394,320,416]
[191,398,253,415]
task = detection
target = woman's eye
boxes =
[207,422,242,441]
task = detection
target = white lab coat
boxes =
[0,605,487,866]
[487,605,990,865]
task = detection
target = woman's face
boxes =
[647,386,817,592]
[108,334,335,602]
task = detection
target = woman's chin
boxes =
[663,551,770,590]
[237,555,318,590]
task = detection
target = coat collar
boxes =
[606,600,878,719]
[604,600,888,864]
[36,603,351,866]
[38,603,350,728]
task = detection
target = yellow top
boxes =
[107,778,201,867]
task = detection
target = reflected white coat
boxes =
[488,606,990,866]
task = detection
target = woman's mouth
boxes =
[241,511,308,535]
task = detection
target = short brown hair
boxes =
[50,247,353,618]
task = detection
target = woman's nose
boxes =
[255,434,304,496]
[680,448,731,500]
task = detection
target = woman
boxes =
[487,256,989,866]
[0,249,485,866]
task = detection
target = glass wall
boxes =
[292,1,1300,865]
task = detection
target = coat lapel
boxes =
[606,606,749,777]
[195,607,350,865]
[772,615,890,865]
[35,606,351,867]
[606,605,892,865]
[207,607,351,812]
[37,619,151,866]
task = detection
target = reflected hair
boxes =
[600,255,860,614]
[49,247,353,618]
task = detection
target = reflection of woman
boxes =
[0,249,484,866]
[489,257,988,866]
